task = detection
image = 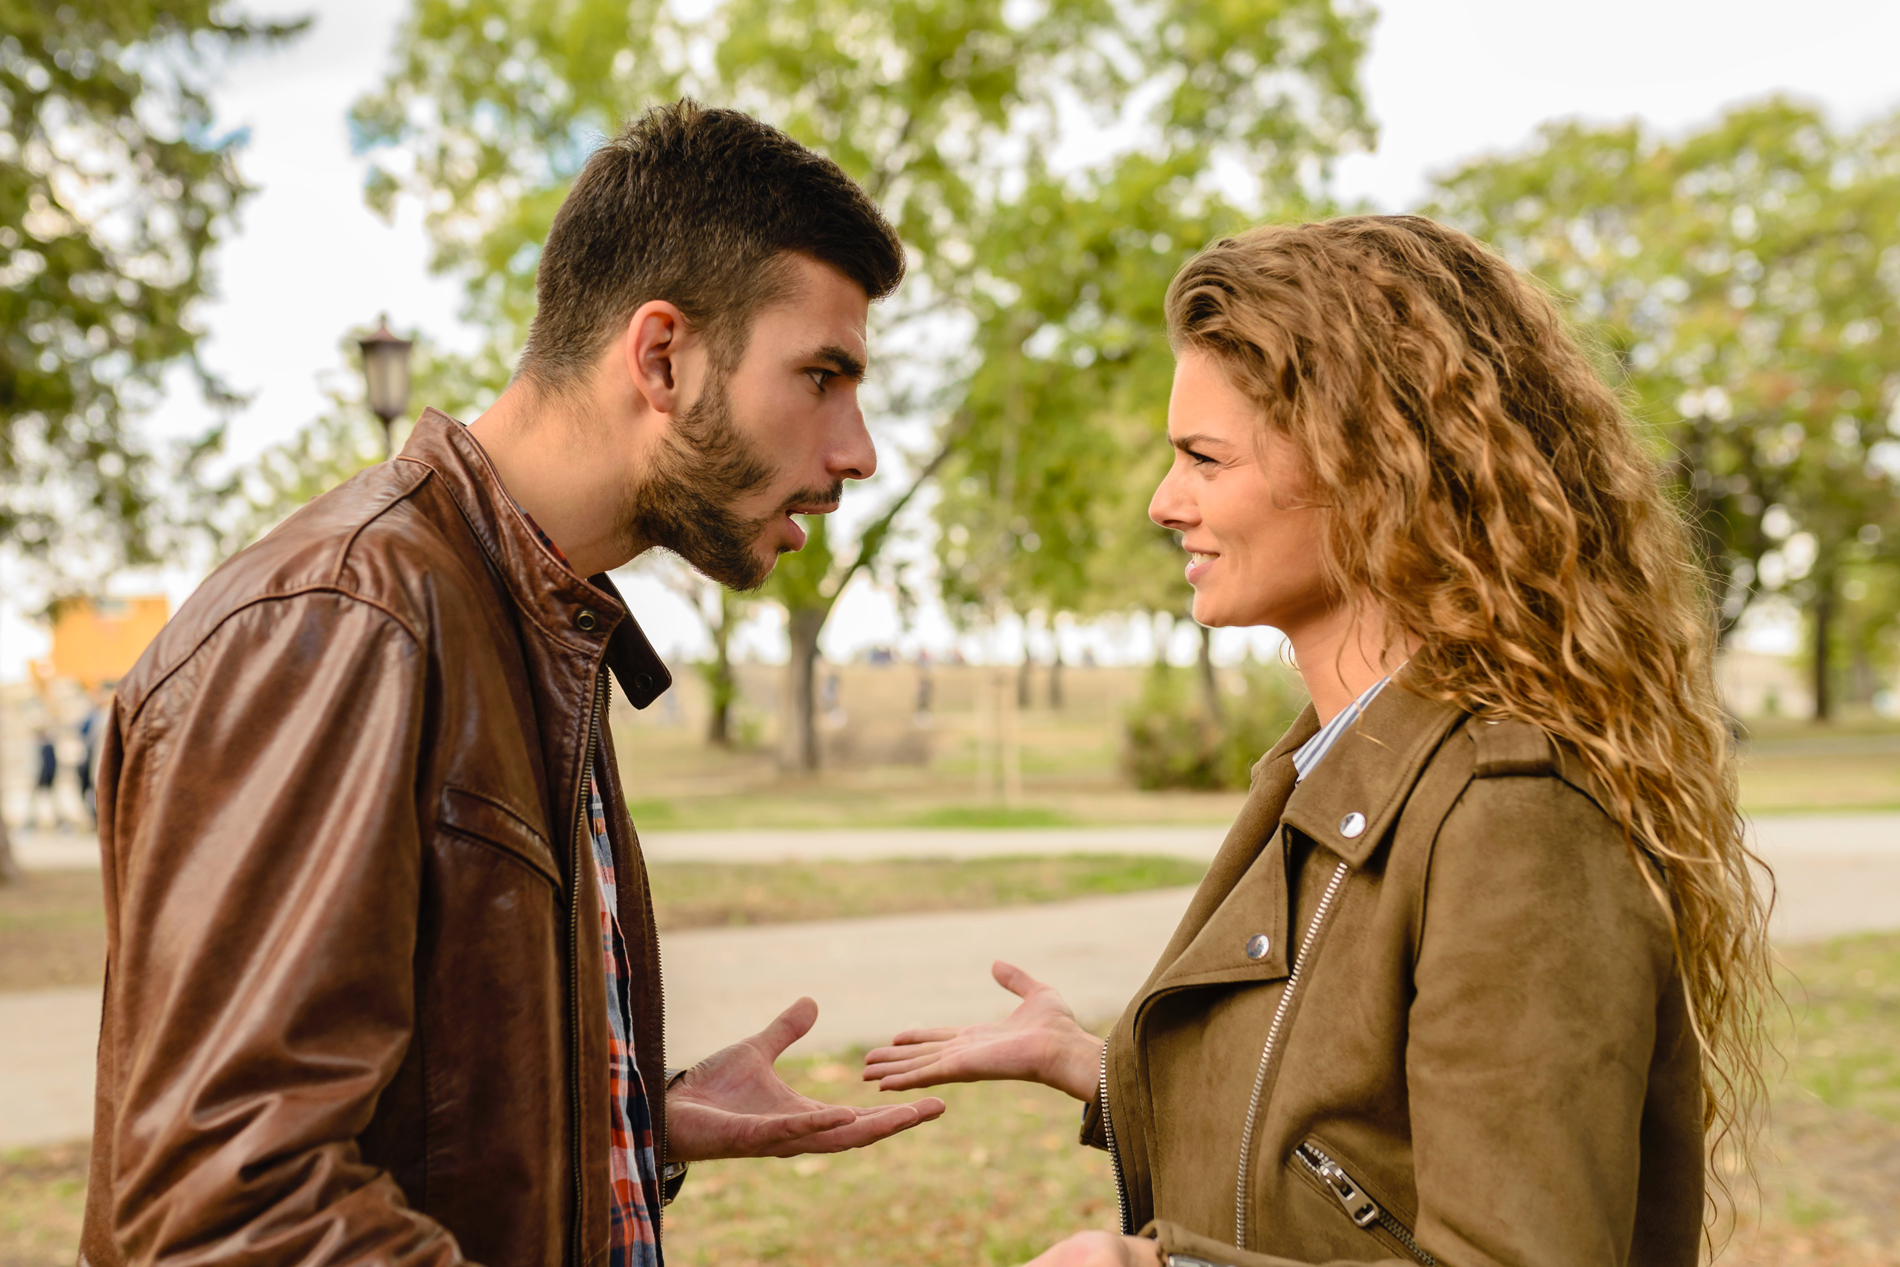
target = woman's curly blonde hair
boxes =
[1165,214,1772,1217]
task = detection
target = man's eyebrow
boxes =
[810,344,867,380]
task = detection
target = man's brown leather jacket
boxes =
[82,410,673,1267]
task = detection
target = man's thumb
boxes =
[756,996,820,1058]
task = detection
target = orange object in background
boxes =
[44,596,169,690]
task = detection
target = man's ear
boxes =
[622,299,694,416]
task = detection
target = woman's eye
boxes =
[1187,448,1216,466]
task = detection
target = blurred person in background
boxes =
[83,101,942,1267]
[30,725,63,830]
[867,216,1771,1267]
[76,684,109,825]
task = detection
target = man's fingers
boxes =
[752,996,820,1060]
[991,959,1048,1000]
[747,1103,858,1148]
[766,1097,946,1155]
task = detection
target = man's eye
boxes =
[806,368,836,391]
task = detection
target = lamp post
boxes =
[357,314,414,458]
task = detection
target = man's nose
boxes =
[832,402,877,482]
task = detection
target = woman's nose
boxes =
[1149,461,1196,531]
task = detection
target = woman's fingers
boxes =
[863,1043,946,1070]
[882,1026,960,1046]
[863,1054,959,1087]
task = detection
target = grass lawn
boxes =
[8,934,1896,1266]
[649,856,1206,930]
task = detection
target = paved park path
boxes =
[5,813,1897,1148]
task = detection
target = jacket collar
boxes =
[1280,676,1468,867]
[395,408,673,709]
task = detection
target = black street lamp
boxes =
[357,314,415,458]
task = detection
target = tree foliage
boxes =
[352,0,1374,765]
[1428,99,1900,717]
[1,0,302,578]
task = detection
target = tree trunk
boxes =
[1017,648,1033,710]
[1048,642,1064,711]
[1001,668,1023,806]
[0,814,19,885]
[705,589,737,747]
[1197,621,1224,724]
[1811,577,1834,723]
[784,605,826,770]
[0,718,18,884]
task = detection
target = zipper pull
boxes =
[1317,1159,1381,1228]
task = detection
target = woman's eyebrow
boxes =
[1170,432,1228,452]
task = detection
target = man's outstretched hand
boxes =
[860,960,1103,1102]
[667,997,946,1162]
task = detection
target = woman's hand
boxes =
[860,960,1104,1102]
[1026,1232,1163,1267]
[668,997,945,1161]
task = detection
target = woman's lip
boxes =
[1184,551,1217,584]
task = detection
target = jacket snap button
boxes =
[575,609,598,632]
[633,671,654,693]
[1339,811,1367,839]
[1245,933,1271,961]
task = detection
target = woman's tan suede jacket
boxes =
[1082,683,1703,1267]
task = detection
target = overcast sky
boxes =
[6,0,1897,679]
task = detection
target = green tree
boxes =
[929,156,1264,716]
[1428,99,1900,721]
[2,1,303,575]
[352,0,1373,766]
[0,0,301,878]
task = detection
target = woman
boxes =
[864,216,1770,1267]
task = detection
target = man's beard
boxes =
[625,369,841,591]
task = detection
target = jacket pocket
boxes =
[1289,1139,1434,1265]
[439,784,561,888]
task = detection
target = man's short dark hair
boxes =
[519,100,905,391]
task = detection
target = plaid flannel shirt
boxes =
[517,506,663,1267]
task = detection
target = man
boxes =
[82,102,944,1267]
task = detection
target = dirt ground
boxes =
[0,870,103,993]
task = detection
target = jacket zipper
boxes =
[655,935,667,1178]
[1233,859,1349,1249]
[1293,1141,1434,1265]
[568,674,606,1265]
[1099,1043,1131,1234]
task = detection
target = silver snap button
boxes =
[1339,811,1367,839]
[1245,934,1271,960]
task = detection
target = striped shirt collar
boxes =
[1291,674,1394,782]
